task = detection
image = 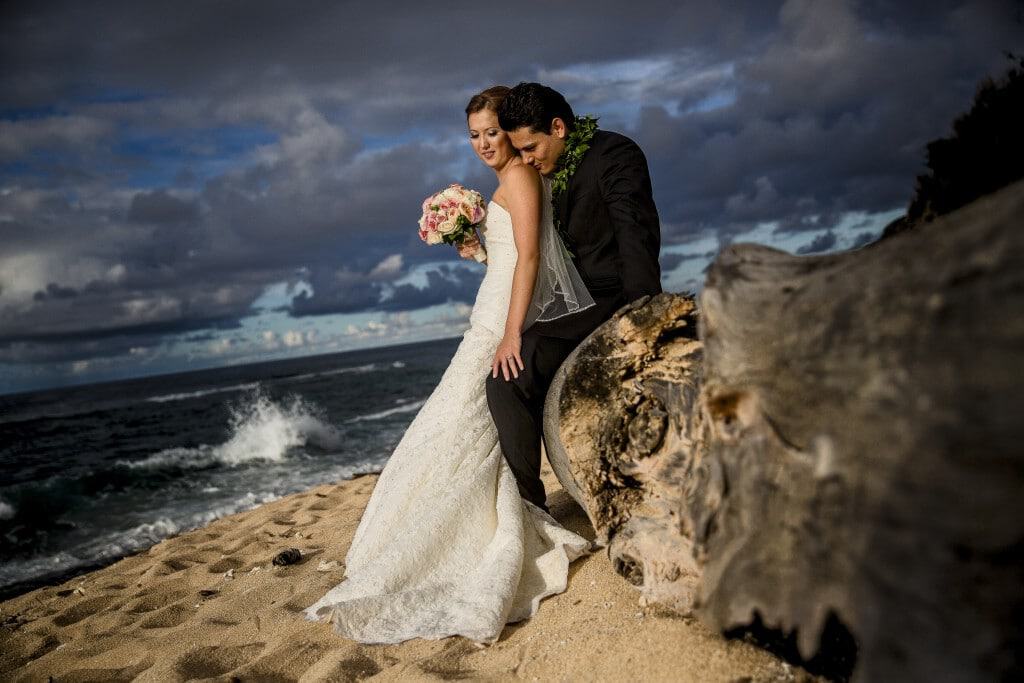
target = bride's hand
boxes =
[457,234,484,261]
[492,333,524,381]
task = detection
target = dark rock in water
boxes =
[271,548,302,566]
[546,180,1024,682]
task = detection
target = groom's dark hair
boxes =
[498,82,576,134]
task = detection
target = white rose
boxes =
[437,216,460,235]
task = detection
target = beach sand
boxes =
[1,463,816,682]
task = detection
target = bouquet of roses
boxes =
[418,183,487,262]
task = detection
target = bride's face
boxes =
[467,109,515,170]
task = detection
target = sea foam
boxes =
[217,389,342,464]
[348,398,426,423]
[122,387,343,470]
[284,363,378,383]
[146,382,260,404]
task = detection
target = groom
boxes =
[488,82,662,511]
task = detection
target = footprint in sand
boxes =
[174,642,265,679]
[137,548,221,581]
[293,512,322,525]
[112,554,151,575]
[264,520,298,536]
[126,588,189,614]
[208,557,244,574]
[158,557,193,573]
[336,650,384,679]
[230,640,331,680]
[139,602,194,629]
[134,558,193,585]
[299,643,397,681]
[82,609,142,637]
[281,586,334,614]
[221,538,259,555]
[51,595,119,627]
[415,638,481,680]
[60,658,153,683]
[0,630,62,670]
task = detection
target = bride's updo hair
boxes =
[466,86,510,116]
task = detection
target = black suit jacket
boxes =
[533,130,662,340]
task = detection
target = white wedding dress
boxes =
[304,197,590,644]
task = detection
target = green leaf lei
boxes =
[550,115,599,250]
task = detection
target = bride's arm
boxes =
[491,165,542,381]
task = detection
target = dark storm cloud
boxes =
[287,272,381,317]
[33,283,78,301]
[127,190,199,224]
[796,230,838,255]
[0,310,244,364]
[849,231,878,249]
[632,1,1023,240]
[659,253,688,273]
[287,264,483,317]
[379,266,483,313]
[2,279,253,343]
[0,0,1021,383]
[0,2,777,109]
[659,251,714,273]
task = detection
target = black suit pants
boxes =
[485,329,579,509]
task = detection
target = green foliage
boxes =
[887,54,1024,238]
[550,115,599,248]
[441,215,472,245]
[550,115,599,201]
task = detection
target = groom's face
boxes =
[507,118,568,176]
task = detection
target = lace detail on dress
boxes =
[303,199,590,644]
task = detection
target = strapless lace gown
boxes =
[304,201,590,644]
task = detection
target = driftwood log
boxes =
[544,179,1024,681]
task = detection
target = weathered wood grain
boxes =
[544,292,704,613]
[545,179,1024,681]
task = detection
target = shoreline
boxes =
[0,470,385,605]
[1,464,815,681]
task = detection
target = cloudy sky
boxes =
[1,0,1020,393]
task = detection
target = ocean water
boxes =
[0,336,461,601]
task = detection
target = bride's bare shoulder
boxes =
[495,164,541,206]
[504,162,541,186]
[492,163,539,211]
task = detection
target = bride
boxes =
[303,86,595,644]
